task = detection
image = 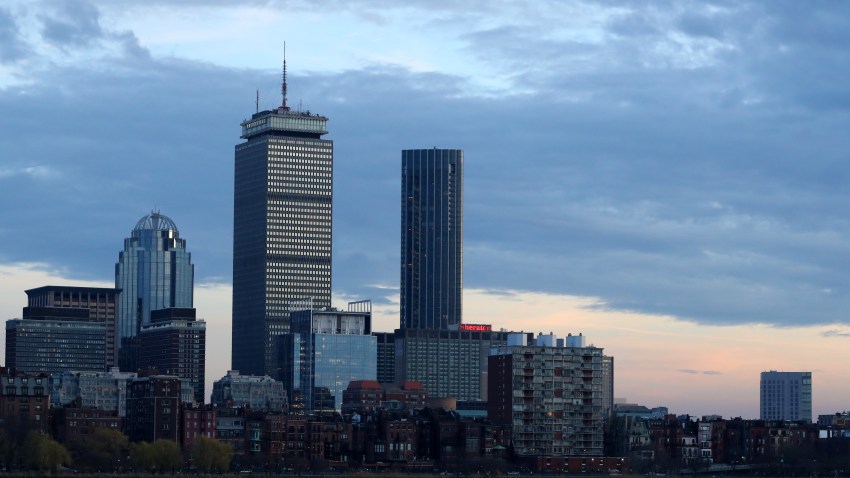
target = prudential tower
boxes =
[232,58,333,376]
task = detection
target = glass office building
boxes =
[115,212,194,341]
[279,302,376,412]
[232,95,333,376]
[5,307,107,374]
[401,148,463,330]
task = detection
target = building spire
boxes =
[281,42,289,110]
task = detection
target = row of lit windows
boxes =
[269,187,331,195]
[269,199,331,208]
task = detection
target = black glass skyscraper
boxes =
[400,148,463,329]
[232,64,333,376]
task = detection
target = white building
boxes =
[211,370,287,411]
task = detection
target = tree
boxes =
[130,439,183,473]
[191,436,233,472]
[68,428,130,472]
[21,432,72,472]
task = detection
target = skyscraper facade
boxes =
[488,333,606,457]
[138,307,206,404]
[279,302,376,412]
[760,371,812,422]
[232,70,333,376]
[25,286,120,368]
[6,307,107,374]
[400,148,463,330]
[115,212,194,342]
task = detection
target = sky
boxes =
[1,0,850,419]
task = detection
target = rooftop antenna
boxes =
[281,42,289,110]
[256,89,259,113]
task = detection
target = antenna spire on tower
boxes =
[256,89,259,113]
[281,42,289,110]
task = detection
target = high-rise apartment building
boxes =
[25,286,120,368]
[232,65,333,376]
[115,212,194,343]
[760,371,812,422]
[138,308,206,404]
[488,333,606,456]
[400,148,463,330]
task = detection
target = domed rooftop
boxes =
[134,211,179,234]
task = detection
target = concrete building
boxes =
[138,307,206,403]
[488,333,606,456]
[279,301,376,412]
[6,306,107,374]
[400,148,463,330]
[211,370,287,412]
[232,61,333,376]
[25,285,120,369]
[760,371,813,422]
[394,326,522,401]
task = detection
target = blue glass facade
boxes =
[115,212,194,341]
[280,306,376,412]
[401,149,464,330]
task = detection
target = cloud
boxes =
[821,329,850,338]
[0,7,30,63]
[678,369,722,376]
[1,0,850,336]
[38,0,104,50]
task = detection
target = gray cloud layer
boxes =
[1,1,849,328]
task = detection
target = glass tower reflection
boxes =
[115,211,194,341]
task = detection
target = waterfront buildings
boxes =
[115,211,194,357]
[278,301,376,412]
[137,307,206,404]
[400,148,463,330]
[760,370,813,422]
[488,333,606,456]
[6,306,107,374]
[232,67,333,376]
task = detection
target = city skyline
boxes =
[2,1,850,418]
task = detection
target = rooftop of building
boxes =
[133,211,179,234]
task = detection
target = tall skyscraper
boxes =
[232,61,333,375]
[760,370,812,422]
[400,148,463,330]
[115,211,194,342]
